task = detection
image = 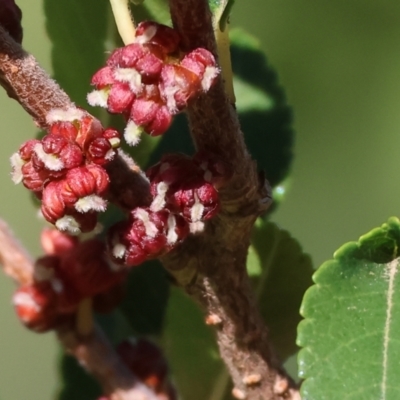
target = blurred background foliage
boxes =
[1,1,400,399]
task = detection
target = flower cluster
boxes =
[108,153,222,267]
[97,338,177,400]
[13,228,125,332]
[10,108,120,234]
[87,21,219,145]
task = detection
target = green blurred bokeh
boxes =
[1,1,400,398]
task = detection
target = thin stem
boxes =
[109,0,136,45]
[214,25,235,104]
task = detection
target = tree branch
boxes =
[0,25,73,128]
[0,28,155,400]
[164,1,300,399]
[0,218,158,400]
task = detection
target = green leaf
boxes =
[44,0,110,111]
[163,220,311,400]
[231,29,294,189]
[250,219,313,360]
[162,287,225,400]
[297,217,400,400]
[146,113,194,167]
[119,260,170,335]
[131,0,171,25]
[209,0,235,30]
[57,352,101,400]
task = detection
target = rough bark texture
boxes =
[164,1,300,399]
[0,26,73,128]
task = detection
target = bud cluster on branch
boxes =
[88,21,219,145]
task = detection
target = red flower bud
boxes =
[117,338,169,392]
[40,228,79,255]
[13,282,59,332]
[75,115,104,150]
[87,138,113,165]
[144,106,172,137]
[55,210,98,235]
[181,48,219,91]
[91,66,115,88]
[159,64,200,113]
[33,255,82,314]
[108,208,188,266]
[59,239,126,298]
[130,97,161,127]
[49,121,79,142]
[20,161,49,192]
[41,134,83,170]
[19,139,40,161]
[61,164,109,208]
[107,82,136,114]
[86,164,110,194]
[135,21,180,55]
[41,181,66,223]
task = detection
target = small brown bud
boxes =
[232,388,246,400]
[273,376,289,395]
[242,374,262,386]
[205,314,222,326]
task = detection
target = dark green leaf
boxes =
[119,260,170,335]
[250,219,313,360]
[57,352,101,400]
[44,0,110,112]
[162,287,225,400]
[146,113,194,167]
[231,29,294,189]
[131,0,171,25]
[298,217,400,400]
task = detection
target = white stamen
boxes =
[87,89,109,108]
[166,214,178,244]
[134,208,158,237]
[33,143,64,171]
[55,216,81,236]
[189,221,205,233]
[13,292,40,313]
[46,108,85,124]
[201,66,219,91]
[105,149,116,161]
[150,182,169,212]
[135,25,157,44]
[75,195,107,213]
[124,120,143,146]
[10,153,25,184]
[163,86,178,114]
[114,68,142,93]
[190,192,205,222]
[112,243,127,259]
